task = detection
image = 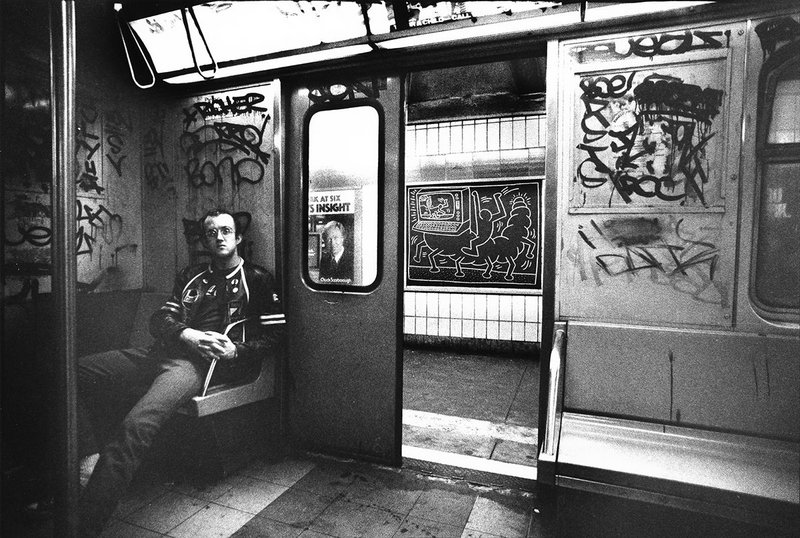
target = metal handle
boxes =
[542,326,566,457]
[182,6,217,80]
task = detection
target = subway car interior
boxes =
[2,1,799,537]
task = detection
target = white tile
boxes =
[486,321,499,340]
[473,294,487,320]
[427,317,438,336]
[214,476,288,514]
[167,503,253,538]
[427,125,439,155]
[512,322,525,341]
[438,318,450,337]
[499,118,513,150]
[486,295,499,320]
[512,118,526,149]
[416,127,427,156]
[439,294,451,318]
[475,121,488,151]
[499,321,512,340]
[450,319,462,337]
[404,316,415,334]
[415,293,427,317]
[464,495,530,538]
[524,296,538,322]
[450,122,463,153]
[525,322,538,342]
[415,317,425,335]
[439,124,451,154]
[462,122,475,153]
[462,319,474,338]
[406,128,416,157]
[404,292,415,317]
[462,294,475,319]
[474,320,487,339]
[450,294,463,318]
[427,293,439,318]
[512,296,526,322]
[499,297,513,321]
[489,119,501,151]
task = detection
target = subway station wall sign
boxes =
[407,180,542,288]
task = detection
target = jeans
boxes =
[77,346,205,536]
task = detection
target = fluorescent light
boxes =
[377,10,579,50]
[163,43,373,84]
[584,1,713,22]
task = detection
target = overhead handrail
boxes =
[541,325,566,458]
[115,7,156,89]
[181,6,217,80]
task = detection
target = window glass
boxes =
[767,78,800,144]
[306,105,381,289]
[754,161,800,310]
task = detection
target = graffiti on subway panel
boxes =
[564,215,727,305]
[575,64,725,208]
[572,29,730,63]
[180,90,272,191]
[143,109,174,194]
[308,79,385,104]
[407,181,541,288]
[104,107,132,177]
[75,100,105,195]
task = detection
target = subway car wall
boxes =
[1,0,798,527]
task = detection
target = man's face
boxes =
[203,213,240,259]
[326,228,344,256]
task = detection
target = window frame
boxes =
[301,99,385,294]
[749,41,800,321]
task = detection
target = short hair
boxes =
[200,208,242,236]
[322,220,345,239]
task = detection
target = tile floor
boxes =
[99,453,539,538]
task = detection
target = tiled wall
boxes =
[404,114,546,345]
[404,292,542,343]
[406,116,547,182]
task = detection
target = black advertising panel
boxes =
[407,180,542,289]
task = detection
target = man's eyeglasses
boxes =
[204,227,235,239]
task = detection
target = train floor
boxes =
[5,451,792,537]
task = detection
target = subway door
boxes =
[284,77,402,464]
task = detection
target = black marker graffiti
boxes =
[579,30,730,62]
[180,115,271,165]
[568,216,725,304]
[308,79,384,104]
[185,156,264,189]
[755,17,800,60]
[576,71,723,206]
[143,121,173,193]
[104,108,132,177]
[76,101,104,194]
[192,93,268,119]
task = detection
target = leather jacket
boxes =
[149,260,283,378]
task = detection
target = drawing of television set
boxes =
[411,187,470,235]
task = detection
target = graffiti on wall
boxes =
[308,79,385,105]
[180,91,272,191]
[407,181,541,287]
[4,94,139,293]
[574,65,725,208]
[572,29,730,63]
[143,109,174,194]
[564,215,727,305]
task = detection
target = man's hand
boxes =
[179,328,237,361]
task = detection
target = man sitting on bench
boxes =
[77,208,283,537]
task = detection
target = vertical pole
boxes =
[50,0,78,536]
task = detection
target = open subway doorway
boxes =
[400,56,546,484]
